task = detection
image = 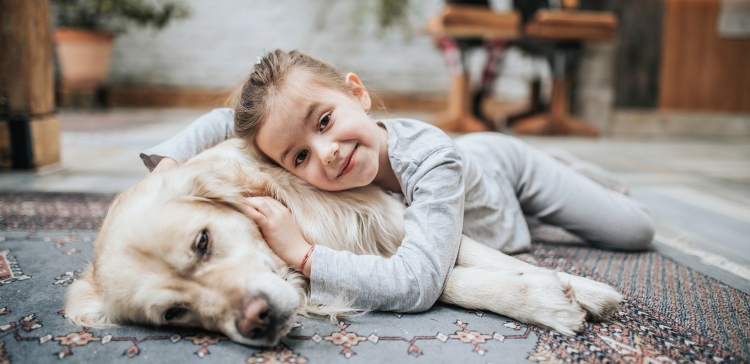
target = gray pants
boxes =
[456,133,655,252]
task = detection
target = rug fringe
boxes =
[655,233,750,281]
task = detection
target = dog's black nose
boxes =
[236,297,270,339]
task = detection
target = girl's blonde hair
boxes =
[232,49,359,157]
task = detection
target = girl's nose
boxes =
[320,142,340,165]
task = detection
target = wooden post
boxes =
[0,0,61,168]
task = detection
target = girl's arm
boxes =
[315,145,464,312]
[140,108,235,171]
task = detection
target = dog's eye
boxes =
[194,229,210,258]
[163,307,188,321]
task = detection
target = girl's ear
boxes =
[345,72,372,112]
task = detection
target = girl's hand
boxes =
[243,196,313,276]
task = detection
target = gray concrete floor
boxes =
[2,108,749,283]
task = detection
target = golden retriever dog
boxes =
[65,139,623,347]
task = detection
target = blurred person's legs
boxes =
[433,37,503,133]
[510,43,598,137]
[472,39,505,127]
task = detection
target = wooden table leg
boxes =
[511,76,598,137]
[432,74,491,133]
[506,78,544,127]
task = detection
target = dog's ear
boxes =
[185,166,253,212]
[65,269,111,327]
[186,164,277,210]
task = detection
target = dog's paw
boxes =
[557,272,623,321]
[514,269,587,336]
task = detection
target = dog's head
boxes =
[65,163,301,347]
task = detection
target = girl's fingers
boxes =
[244,196,288,223]
[243,202,266,223]
[245,196,271,212]
[246,196,285,215]
[244,197,271,218]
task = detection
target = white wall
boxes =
[111,0,441,91]
[109,0,536,99]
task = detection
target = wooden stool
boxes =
[426,6,520,133]
[512,10,617,137]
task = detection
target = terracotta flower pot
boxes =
[54,28,115,92]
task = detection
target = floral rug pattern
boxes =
[0,193,748,363]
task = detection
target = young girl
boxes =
[141,49,654,313]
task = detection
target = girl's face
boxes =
[255,72,384,192]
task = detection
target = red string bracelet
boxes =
[299,245,315,272]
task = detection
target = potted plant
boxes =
[51,0,190,93]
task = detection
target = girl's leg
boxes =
[498,135,654,251]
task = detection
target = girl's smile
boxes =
[338,145,357,177]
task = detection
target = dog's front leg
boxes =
[439,265,586,335]
[456,236,623,320]
[442,236,623,333]
[454,235,540,271]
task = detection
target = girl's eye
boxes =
[318,113,331,132]
[195,229,210,259]
[294,150,308,166]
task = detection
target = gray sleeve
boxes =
[139,108,235,171]
[309,146,465,313]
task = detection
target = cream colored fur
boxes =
[65,139,623,346]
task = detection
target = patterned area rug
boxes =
[1,192,748,363]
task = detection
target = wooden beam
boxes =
[613,0,664,109]
[0,0,60,168]
[659,0,750,112]
[107,87,234,108]
[426,6,520,39]
[29,116,61,167]
[525,10,617,41]
[106,87,449,112]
